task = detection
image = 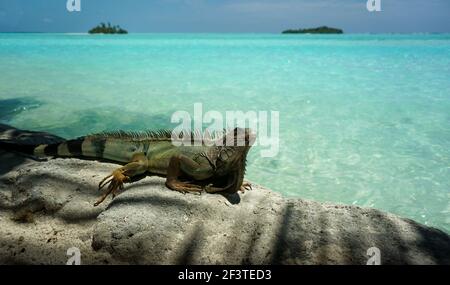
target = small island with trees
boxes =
[88,23,128,34]
[282,26,343,34]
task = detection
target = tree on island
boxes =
[89,22,128,34]
[282,26,343,34]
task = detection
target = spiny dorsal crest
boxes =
[88,129,230,143]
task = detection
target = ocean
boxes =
[0,33,449,233]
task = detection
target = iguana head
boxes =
[214,128,255,174]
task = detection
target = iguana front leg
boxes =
[94,153,148,206]
[165,154,214,194]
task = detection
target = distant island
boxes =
[88,23,128,34]
[282,26,343,34]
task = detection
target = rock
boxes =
[0,125,449,265]
[0,123,65,145]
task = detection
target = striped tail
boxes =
[2,130,134,163]
[32,137,85,157]
[0,137,85,158]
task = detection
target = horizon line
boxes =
[1,31,449,35]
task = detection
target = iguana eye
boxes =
[128,146,137,152]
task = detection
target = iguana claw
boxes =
[203,183,214,192]
[165,181,203,195]
[240,181,252,193]
[94,170,130,206]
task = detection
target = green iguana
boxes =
[1,127,255,206]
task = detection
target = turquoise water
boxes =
[0,33,449,233]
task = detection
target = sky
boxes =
[0,0,449,33]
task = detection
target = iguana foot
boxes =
[95,170,130,206]
[165,181,203,195]
[240,181,252,193]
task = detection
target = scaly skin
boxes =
[27,128,255,206]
